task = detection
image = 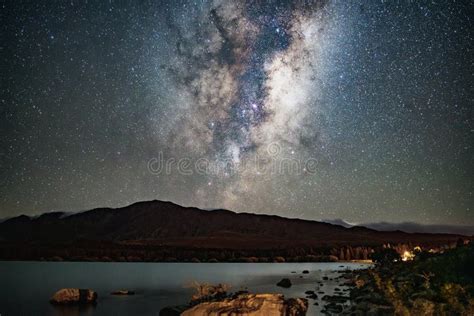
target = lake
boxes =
[0,261,370,315]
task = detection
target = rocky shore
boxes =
[158,267,361,315]
[158,243,473,315]
[45,243,472,315]
[159,284,309,316]
[342,243,474,315]
[182,294,308,316]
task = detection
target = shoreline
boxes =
[0,261,369,315]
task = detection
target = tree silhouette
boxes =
[371,248,401,264]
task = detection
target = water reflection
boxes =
[51,304,96,316]
[0,262,370,315]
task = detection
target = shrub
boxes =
[371,248,401,264]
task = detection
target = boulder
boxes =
[341,273,353,280]
[276,278,292,288]
[322,294,349,303]
[181,294,308,316]
[323,302,343,313]
[190,283,229,303]
[50,288,97,305]
[306,293,318,300]
[302,270,310,274]
[304,290,317,299]
[111,290,135,295]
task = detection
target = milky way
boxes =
[159,1,332,211]
[1,0,473,225]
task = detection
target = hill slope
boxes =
[0,200,466,250]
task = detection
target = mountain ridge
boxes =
[2,199,471,237]
[323,219,474,236]
[1,199,470,262]
[0,199,468,242]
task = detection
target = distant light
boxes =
[402,250,415,261]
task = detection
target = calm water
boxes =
[0,261,370,316]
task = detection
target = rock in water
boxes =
[323,302,343,313]
[276,278,292,288]
[111,290,135,295]
[286,298,309,316]
[50,288,97,305]
[181,294,308,316]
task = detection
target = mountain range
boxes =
[322,219,474,236]
[0,200,468,249]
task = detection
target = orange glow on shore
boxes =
[402,250,415,261]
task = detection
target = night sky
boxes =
[1,0,473,225]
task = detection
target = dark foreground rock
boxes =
[276,278,292,288]
[304,290,318,300]
[50,288,97,305]
[322,294,349,303]
[181,294,308,316]
[323,302,343,314]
